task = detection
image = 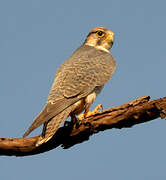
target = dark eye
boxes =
[96,31,105,37]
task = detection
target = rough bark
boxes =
[0,96,166,157]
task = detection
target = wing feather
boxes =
[23,45,116,137]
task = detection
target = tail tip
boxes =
[35,136,52,147]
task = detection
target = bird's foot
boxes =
[78,104,103,121]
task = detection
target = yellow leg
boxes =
[78,113,85,121]
[78,104,103,120]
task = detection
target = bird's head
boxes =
[84,27,114,52]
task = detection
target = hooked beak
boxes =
[107,32,114,45]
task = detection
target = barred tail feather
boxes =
[36,106,72,146]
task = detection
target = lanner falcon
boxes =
[23,27,116,146]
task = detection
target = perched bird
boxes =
[23,27,116,146]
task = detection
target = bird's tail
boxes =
[36,106,73,147]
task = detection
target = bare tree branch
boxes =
[0,96,166,157]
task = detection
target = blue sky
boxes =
[0,0,166,179]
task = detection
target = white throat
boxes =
[95,45,110,53]
[86,43,110,53]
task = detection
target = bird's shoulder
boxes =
[56,45,116,75]
[48,45,116,102]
